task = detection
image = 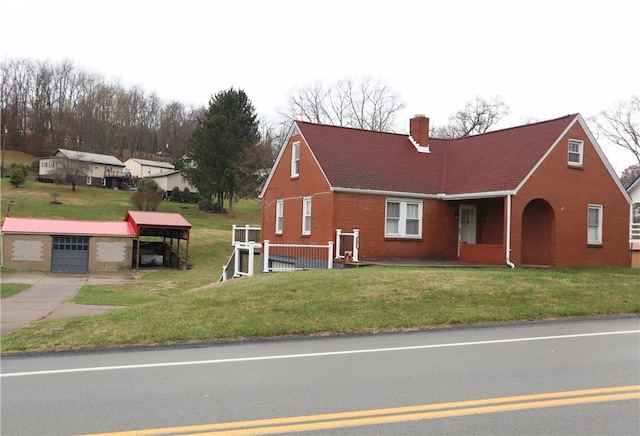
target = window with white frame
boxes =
[302,196,312,235]
[291,141,300,177]
[568,139,583,166]
[276,199,284,234]
[587,204,603,245]
[385,199,422,238]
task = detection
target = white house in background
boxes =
[146,170,196,196]
[39,148,128,188]
[627,174,640,222]
[124,158,175,178]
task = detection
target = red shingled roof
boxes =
[1,217,137,236]
[296,114,577,196]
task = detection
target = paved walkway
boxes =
[1,273,137,335]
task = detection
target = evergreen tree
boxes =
[9,164,28,187]
[185,88,259,216]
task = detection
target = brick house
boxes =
[259,114,633,268]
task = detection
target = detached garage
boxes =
[1,217,137,272]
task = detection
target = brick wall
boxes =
[333,194,459,260]
[512,121,630,267]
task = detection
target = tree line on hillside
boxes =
[0,58,199,160]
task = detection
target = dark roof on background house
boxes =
[1,217,137,237]
[293,114,577,197]
[52,149,125,167]
[627,173,640,191]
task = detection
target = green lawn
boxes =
[1,283,31,298]
[1,176,639,353]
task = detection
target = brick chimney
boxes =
[410,114,429,147]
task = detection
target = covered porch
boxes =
[447,195,512,267]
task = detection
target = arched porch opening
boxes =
[521,199,555,267]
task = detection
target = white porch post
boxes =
[328,241,334,269]
[353,229,360,262]
[244,224,250,243]
[335,229,342,258]
[506,195,515,268]
[247,242,255,276]
[231,224,237,245]
[263,240,270,273]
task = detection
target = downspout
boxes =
[506,194,516,268]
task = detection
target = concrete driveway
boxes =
[1,273,137,335]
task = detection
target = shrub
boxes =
[171,186,183,202]
[182,187,192,203]
[137,178,160,193]
[130,191,163,211]
[197,200,224,213]
[9,164,28,187]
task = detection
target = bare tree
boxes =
[431,96,510,138]
[596,96,640,164]
[53,152,89,191]
[282,76,405,132]
[620,163,640,188]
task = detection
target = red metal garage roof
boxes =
[1,217,137,237]
[124,211,192,228]
[124,211,192,240]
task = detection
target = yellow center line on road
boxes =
[88,385,640,436]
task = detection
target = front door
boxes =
[458,205,477,256]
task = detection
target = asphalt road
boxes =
[1,316,638,435]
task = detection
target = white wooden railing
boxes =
[232,224,261,245]
[631,222,640,240]
[262,240,334,272]
[335,228,360,262]
[220,241,261,281]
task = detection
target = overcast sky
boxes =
[2,0,638,174]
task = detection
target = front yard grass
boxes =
[2,267,638,353]
[1,283,31,299]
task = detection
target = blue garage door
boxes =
[51,236,90,272]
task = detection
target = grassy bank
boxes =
[1,267,638,352]
[1,172,639,353]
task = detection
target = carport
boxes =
[124,211,192,270]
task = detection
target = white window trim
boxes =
[291,141,300,177]
[587,204,603,245]
[568,139,584,166]
[302,196,312,235]
[385,198,423,238]
[276,199,284,235]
